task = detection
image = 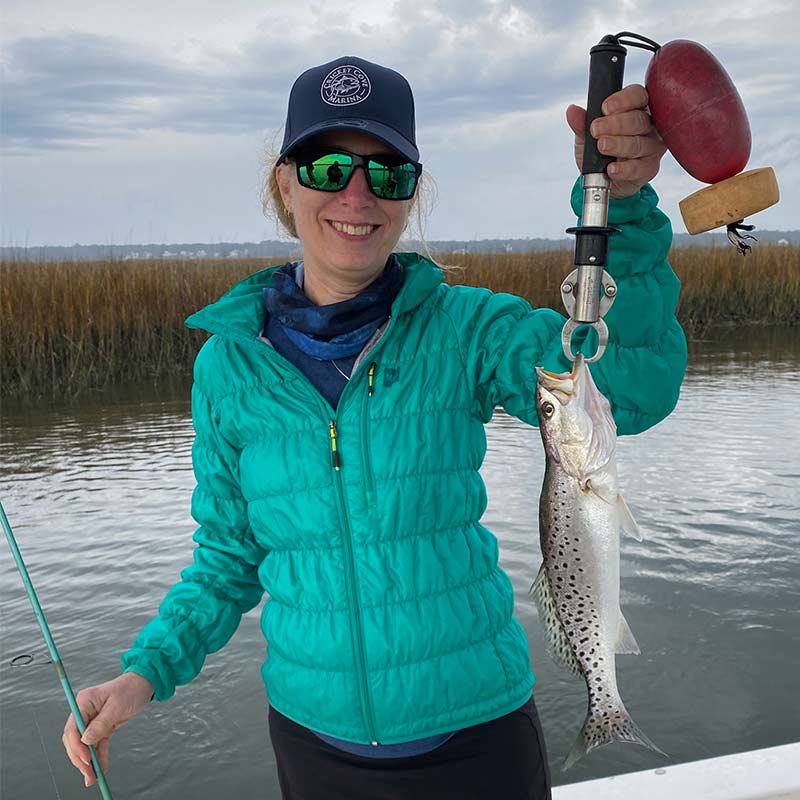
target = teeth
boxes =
[331,221,375,236]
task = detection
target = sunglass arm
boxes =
[562,34,628,363]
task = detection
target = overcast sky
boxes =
[2,0,797,246]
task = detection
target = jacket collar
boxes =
[185,251,444,343]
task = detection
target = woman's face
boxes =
[275,129,413,283]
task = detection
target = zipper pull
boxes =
[329,420,341,471]
[368,362,377,397]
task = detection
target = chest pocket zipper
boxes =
[362,362,377,497]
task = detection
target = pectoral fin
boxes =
[581,475,616,504]
[617,494,642,541]
[615,611,641,655]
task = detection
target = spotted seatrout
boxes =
[531,354,665,770]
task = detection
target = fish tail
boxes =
[562,705,668,771]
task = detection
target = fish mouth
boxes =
[535,355,585,404]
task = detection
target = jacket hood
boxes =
[185,251,444,344]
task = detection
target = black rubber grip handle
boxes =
[582,36,627,175]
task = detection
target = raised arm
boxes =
[451,179,687,436]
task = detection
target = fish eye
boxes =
[541,401,555,418]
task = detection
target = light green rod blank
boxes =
[1,500,114,800]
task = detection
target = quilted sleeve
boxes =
[120,337,267,701]
[456,179,687,435]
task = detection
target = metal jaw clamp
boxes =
[560,266,617,363]
[562,172,619,362]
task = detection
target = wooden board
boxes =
[679,167,780,235]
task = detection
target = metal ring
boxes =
[561,318,609,363]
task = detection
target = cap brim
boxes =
[280,118,419,163]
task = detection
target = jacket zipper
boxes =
[329,418,380,745]
[250,336,389,745]
[361,363,377,496]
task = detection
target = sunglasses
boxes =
[287,147,422,201]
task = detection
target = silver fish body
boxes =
[531,354,665,770]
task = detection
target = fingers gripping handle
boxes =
[582,36,627,175]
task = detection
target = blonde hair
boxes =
[260,133,459,272]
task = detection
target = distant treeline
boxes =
[2,245,798,400]
[2,229,798,262]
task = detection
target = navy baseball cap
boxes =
[278,55,419,164]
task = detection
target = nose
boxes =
[340,165,374,204]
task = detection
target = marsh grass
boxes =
[441,245,800,334]
[1,259,281,400]
[2,244,797,400]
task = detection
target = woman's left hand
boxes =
[566,84,667,199]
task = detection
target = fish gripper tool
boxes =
[562,33,634,363]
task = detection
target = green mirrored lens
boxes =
[367,160,417,199]
[296,150,418,199]
[300,153,354,191]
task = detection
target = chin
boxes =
[332,249,390,271]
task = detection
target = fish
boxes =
[530,353,666,770]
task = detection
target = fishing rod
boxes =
[562,31,779,363]
[1,501,115,799]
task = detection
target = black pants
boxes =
[268,694,552,800]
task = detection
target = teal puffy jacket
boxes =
[121,182,687,744]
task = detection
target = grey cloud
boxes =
[407,0,496,23]
[7,31,167,82]
[3,6,794,155]
[2,32,289,152]
[334,3,586,115]
[3,6,590,154]
[754,131,800,173]
[500,0,606,33]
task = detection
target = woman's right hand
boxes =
[62,671,154,788]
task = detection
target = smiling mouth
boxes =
[328,220,380,237]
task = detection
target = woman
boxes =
[62,55,686,798]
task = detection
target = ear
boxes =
[275,163,294,214]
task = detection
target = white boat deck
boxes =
[552,742,800,800]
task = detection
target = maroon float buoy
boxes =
[645,39,751,185]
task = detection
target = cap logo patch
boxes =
[321,66,371,106]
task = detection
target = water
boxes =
[2,327,799,799]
